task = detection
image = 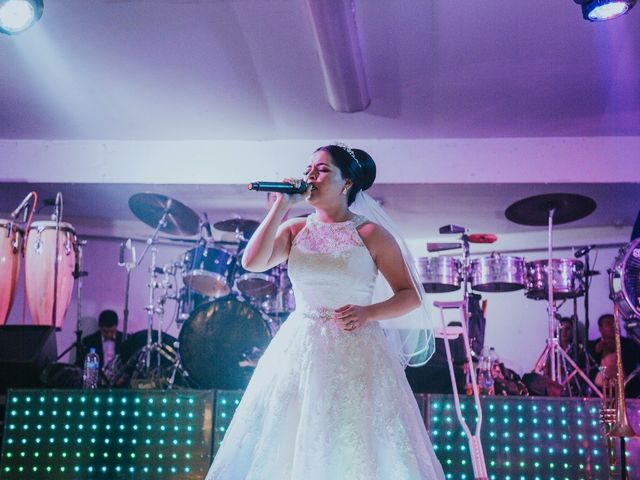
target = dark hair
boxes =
[98,310,118,327]
[315,145,376,206]
[598,313,613,327]
[558,316,573,325]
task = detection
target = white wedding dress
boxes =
[206,214,445,480]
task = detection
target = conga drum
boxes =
[0,219,24,325]
[25,221,76,328]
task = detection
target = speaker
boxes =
[0,326,57,393]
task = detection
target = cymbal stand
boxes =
[135,206,171,374]
[532,208,601,397]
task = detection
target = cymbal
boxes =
[505,193,596,226]
[128,193,200,236]
[213,218,260,237]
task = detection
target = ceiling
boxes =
[0,1,638,242]
[0,0,638,141]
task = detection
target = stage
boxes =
[1,389,639,479]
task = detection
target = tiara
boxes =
[334,142,361,167]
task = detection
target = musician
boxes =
[79,310,123,370]
[558,316,590,361]
[588,313,640,395]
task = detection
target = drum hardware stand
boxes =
[51,192,63,328]
[56,239,88,363]
[433,225,488,480]
[532,208,602,397]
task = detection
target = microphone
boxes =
[574,244,595,258]
[118,241,126,266]
[202,212,213,238]
[118,238,134,267]
[52,192,63,222]
[11,192,34,219]
[248,181,308,194]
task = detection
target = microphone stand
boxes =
[583,249,592,384]
[57,239,88,363]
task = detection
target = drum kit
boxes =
[420,193,602,396]
[106,192,295,390]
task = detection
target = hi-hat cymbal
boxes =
[213,218,260,238]
[129,193,200,236]
[505,193,597,226]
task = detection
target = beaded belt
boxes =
[302,307,334,322]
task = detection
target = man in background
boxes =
[79,309,123,371]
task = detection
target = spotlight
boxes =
[574,0,636,21]
[0,0,43,35]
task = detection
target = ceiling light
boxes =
[305,0,370,113]
[0,0,43,35]
[574,0,636,21]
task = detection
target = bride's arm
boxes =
[241,196,305,272]
[334,223,420,329]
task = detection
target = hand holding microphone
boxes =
[248,179,310,208]
[248,180,308,194]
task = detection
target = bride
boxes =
[206,144,445,480]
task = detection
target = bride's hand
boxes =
[334,304,370,332]
[272,177,309,208]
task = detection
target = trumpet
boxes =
[599,304,638,479]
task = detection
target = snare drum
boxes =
[25,221,76,328]
[416,256,461,293]
[235,266,278,298]
[182,244,236,297]
[470,254,525,293]
[0,219,24,325]
[525,258,584,300]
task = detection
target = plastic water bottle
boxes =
[488,347,500,377]
[83,348,100,389]
[477,347,494,395]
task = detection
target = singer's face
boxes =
[303,151,351,204]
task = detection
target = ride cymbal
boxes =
[505,193,596,226]
[128,193,200,236]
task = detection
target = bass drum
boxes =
[179,297,273,390]
[609,238,640,319]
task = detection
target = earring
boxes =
[342,188,348,195]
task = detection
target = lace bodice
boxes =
[288,214,377,312]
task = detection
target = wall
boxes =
[4,220,634,377]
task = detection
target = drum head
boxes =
[179,297,272,390]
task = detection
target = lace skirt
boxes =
[205,309,445,480]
